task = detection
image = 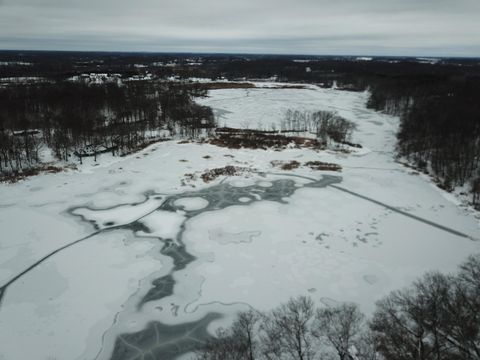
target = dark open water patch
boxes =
[110,313,222,360]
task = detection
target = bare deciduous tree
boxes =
[261,296,316,360]
[232,310,260,360]
[370,256,480,360]
[196,310,260,360]
[196,327,245,360]
[314,303,365,360]
[354,329,379,360]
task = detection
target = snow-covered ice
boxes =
[0,84,479,360]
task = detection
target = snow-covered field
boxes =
[0,84,479,360]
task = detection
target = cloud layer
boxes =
[1,0,479,56]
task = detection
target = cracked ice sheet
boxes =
[0,230,160,360]
[0,206,88,283]
[71,195,166,229]
[138,210,186,239]
[0,141,322,360]
[184,185,480,315]
[199,85,479,234]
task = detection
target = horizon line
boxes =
[1,48,479,60]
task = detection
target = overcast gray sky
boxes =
[0,0,479,56]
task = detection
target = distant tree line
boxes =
[196,254,480,360]
[0,80,214,174]
[3,51,478,89]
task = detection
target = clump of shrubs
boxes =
[305,161,342,172]
[207,128,323,150]
[201,165,251,183]
[270,160,301,170]
[0,164,71,183]
[270,160,342,172]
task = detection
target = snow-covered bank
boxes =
[0,85,478,360]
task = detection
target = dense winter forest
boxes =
[196,254,480,360]
[367,77,480,192]
[0,80,214,173]
[0,51,479,205]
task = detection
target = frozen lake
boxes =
[0,84,479,360]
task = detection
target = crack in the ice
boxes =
[330,184,477,240]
